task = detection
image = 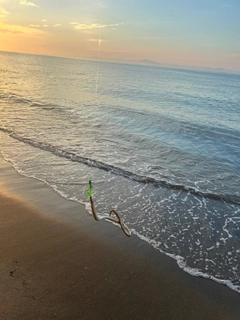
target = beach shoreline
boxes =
[0,155,240,320]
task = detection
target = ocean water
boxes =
[1,51,240,292]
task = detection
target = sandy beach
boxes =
[0,156,240,320]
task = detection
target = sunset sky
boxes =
[0,0,240,71]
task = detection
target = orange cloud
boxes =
[0,6,8,18]
[19,0,38,7]
[70,22,121,31]
[0,21,47,53]
[0,22,45,35]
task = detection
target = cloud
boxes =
[0,6,8,18]
[70,22,121,31]
[89,38,108,42]
[20,0,38,7]
[0,21,45,35]
[70,23,106,30]
[53,24,61,27]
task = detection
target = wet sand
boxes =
[0,157,240,319]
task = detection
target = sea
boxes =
[1,51,240,293]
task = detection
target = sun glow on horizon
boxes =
[0,21,48,53]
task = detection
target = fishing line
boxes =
[95,29,102,99]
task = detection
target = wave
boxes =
[1,126,240,206]
[0,90,32,104]
[134,231,240,294]
[98,102,240,143]
[1,89,239,144]
[0,90,60,111]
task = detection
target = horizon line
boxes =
[1,49,239,75]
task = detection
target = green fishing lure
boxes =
[88,179,93,198]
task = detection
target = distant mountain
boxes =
[135,60,230,73]
[137,59,161,66]
[104,57,237,74]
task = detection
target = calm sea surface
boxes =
[1,51,240,292]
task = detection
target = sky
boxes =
[0,0,240,71]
